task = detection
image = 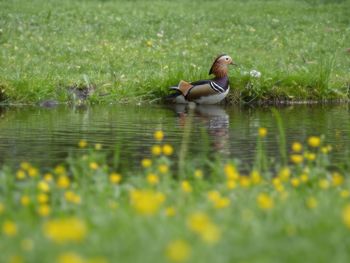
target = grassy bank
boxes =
[0,0,350,104]
[1,127,350,262]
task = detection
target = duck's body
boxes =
[167,54,235,104]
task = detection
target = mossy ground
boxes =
[0,0,350,104]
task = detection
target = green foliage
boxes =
[0,0,350,104]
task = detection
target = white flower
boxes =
[250,70,261,78]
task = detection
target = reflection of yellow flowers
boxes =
[187,212,221,244]
[306,197,318,209]
[291,142,303,152]
[78,140,87,148]
[2,220,17,237]
[130,189,165,216]
[151,145,162,156]
[154,130,164,141]
[165,239,191,263]
[258,127,267,138]
[147,173,159,185]
[342,205,350,229]
[109,173,122,184]
[257,193,274,210]
[308,136,321,148]
[290,154,303,164]
[44,218,87,243]
[141,158,152,168]
[181,181,192,193]
[57,175,70,189]
[58,252,85,263]
[162,144,174,156]
[224,164,239,180]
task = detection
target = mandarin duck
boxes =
[167,54,236,104]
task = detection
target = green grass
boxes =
[0,0,350,104]
[1,129,350,263]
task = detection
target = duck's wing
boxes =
[186,81,219,101]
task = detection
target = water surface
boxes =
[0,104,349,171]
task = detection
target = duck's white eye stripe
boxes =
[210,82,225,93]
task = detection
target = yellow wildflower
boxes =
[290,178,300,187]
[20,162,31,170]
[8,255,23,263]
[199,223,221,244]
[319,179,330,189]
[194,169,203,179]
[37,193,49,204]
[308,136,321,147]
[227,180,237,190]
[165,206,176,217]
[147,173,159,185]
[109,173,122,184]
[57,175,70,189]
[207,191,221,202]
[213,197,231,209]
[130,189,165,216]
[187,212,211,233]
[151,145,162,156]
[44,218,87,243]
[340,190,350,198]
[141,158,152,168]
[332,173,344,186]
[165,239,191,263]
[258,127,267,138]
[342,204,350,229]
[300,173,309,183]
[58,252,85,263]
[44,173,53,182]
[146,40,153,47]
[2,220,17,237]
[304,152,316,161]
[224,164,239,180]
[38,204,51,217]
[158,164,169,174]
[290,154,303,164]
[291,142,303,152]
[306,197,318,209]
[38,181,50,192]
[181,180,192,193]
[54,165,66,175]
[0,202,4,214]
[89,162,99,170]
[162,144,174,156]
[28,167,38,177]
[239,176,251,188]
[154,130,164,141]
[257,193,274,210]
[78,140,87,148]
[94,143,102,150]
[278,167,291,181]
[16,170,26,180]
[251,170,262,184]
[65,191,81,204]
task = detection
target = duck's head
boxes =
[209,54,236,77]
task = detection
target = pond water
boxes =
[0,104,349,171]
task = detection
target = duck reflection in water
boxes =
[170,104,230,156]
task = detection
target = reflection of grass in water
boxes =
[1,126,350,262]
[0,0,349,103]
